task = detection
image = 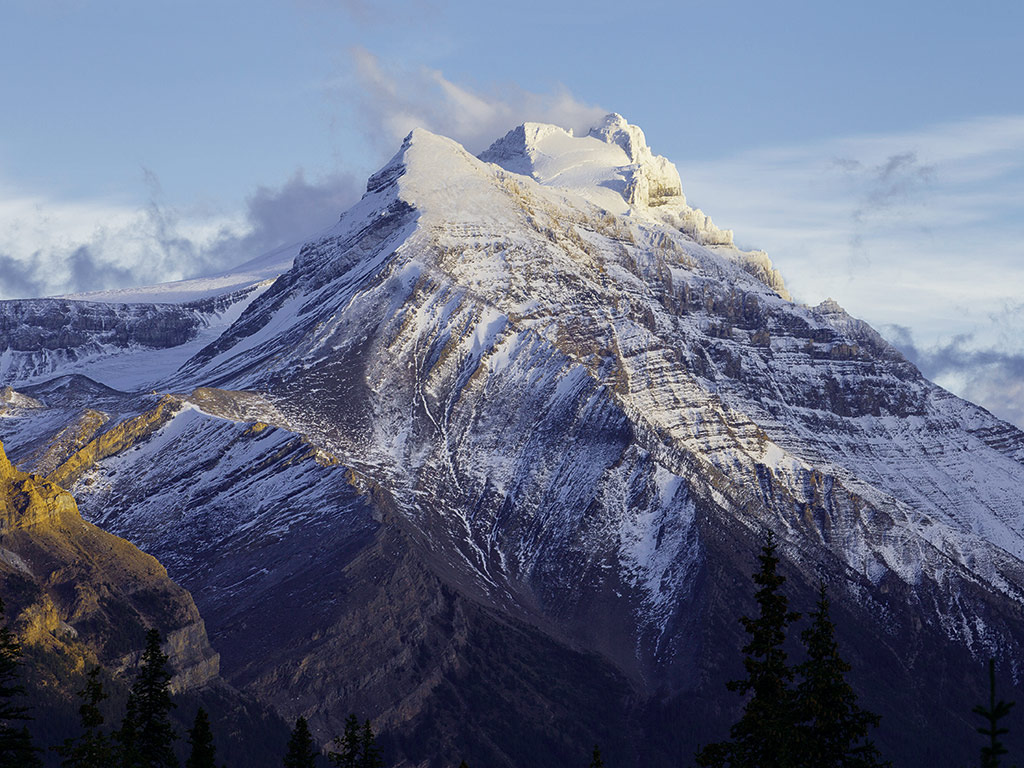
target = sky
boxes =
[1,0,1022,427]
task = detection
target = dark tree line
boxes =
[693,533,1020,768]
[695,534,887,768]
[0,564,1017,768]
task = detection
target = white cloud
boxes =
[0,170,360,300]
[345,47,608,154]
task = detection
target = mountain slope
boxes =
[1,114,1022,766]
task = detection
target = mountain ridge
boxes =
[0,113,1022,766]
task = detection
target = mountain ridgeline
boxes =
[1,114,1023,767]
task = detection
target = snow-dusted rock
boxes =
[1,114,1022,768]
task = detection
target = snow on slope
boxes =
[78,116,1011,664]
[479,113,737,248]
[4,113,1024,667]
[0,282,274,391]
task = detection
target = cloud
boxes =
[679,114,1024,325]
[203,169,361,269]
[344,48,608,154]
[883,323,1024,430]
[833,150,935,267]
[0,169,360,300]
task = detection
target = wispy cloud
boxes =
[294,0,435,25]
[0,169,360,300]
[837,151,935,264]
[343,47,607,154]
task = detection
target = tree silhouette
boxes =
[972,658,1015,768]
[794,583,887,768]
[327,714,360,768]
[284,716,317,768]
[696,532,800,768]
[117,628,177,768]
[54,665,115,768]
[0,598,40,767]
[185,708,217,768]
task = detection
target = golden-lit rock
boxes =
[47,394,181,489]
[0,438,218,693]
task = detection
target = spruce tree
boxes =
[284,716,318,768]
[118,628,178,768]
[54,665,115,768]
[590,744,605,768]
[0,598,41,768]
[696,532,800,768]
[358,720,382,768]
[793,583,887,768]
[327,714,360,768]
[972,658,1015,768]
[185,708,216,768]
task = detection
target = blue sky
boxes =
[1,0,1022,426]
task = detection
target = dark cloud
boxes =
[67,245,139,292]
[211,170,361,263]
[884,323,1024,430]
[0,252,47,298]
[0,169,361,300]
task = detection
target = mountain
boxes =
[2,113,1023,767]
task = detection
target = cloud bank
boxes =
[884,321,1024,430]
[0,58,604,303]
[0,170,360,300]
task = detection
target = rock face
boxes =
[0,439,219,691]
[1,115,1024,767]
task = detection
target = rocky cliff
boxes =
[0,438,219,690]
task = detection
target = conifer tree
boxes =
[284,716,318,768]
[793,583,887,768]
[696,532,800,768]
[117,628,178,768]
[54,665,115,768]
[0,598,41,768]
[185,708,216,768]
[358,720,382,768]
[327,714,360,768]
[590,744,605,768]
[972,658,1015,768]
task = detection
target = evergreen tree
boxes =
[696,532,800,768]
[358,720,382,768]
[185,708,217,768]
[0,598,41,768]
[117,628,178,768]
[458,762,470,768]
[284,716,318,768]
[590,744,605,768]
[972,658,1015,768]
[54,665,115,768]
[793,583,887,768]
[327,714,360,768]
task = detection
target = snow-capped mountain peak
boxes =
[479,113,733,245]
